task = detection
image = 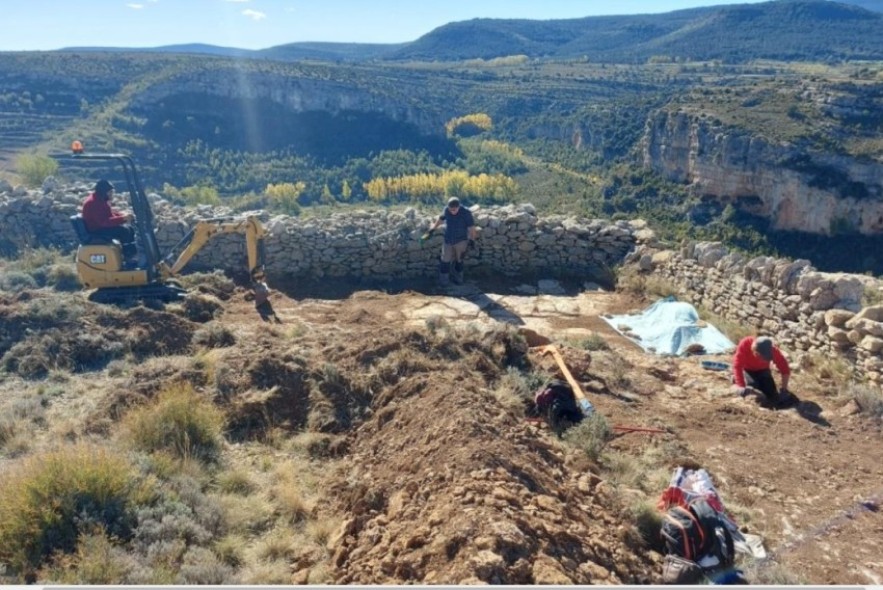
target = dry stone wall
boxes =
[0,180,641,282]
[4,178,883,388]
[632,240,883,387]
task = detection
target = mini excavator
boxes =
[56,141,268,304]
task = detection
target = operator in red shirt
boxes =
[81,179,137,260]
[732,335,791,407]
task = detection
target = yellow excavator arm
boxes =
[158,215,267,282]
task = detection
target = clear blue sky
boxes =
[2,0,769,52]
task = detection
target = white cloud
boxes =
[242,9,266,21]
[127,3,144,9]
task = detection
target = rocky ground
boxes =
[1,270,882,585]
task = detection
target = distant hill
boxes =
[842,0,883,11]
[257,42,406,62]
[60,43,256,58]
[60,42,405,62]
[393,0,883,63]
[53,1,883,64]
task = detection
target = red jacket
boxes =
[732,336,790,387]
[82,192,128,232]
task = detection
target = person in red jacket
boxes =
[81,179,137,260]
[732,335,791,407]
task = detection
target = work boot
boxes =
[451,261,464,284]
[438,272,450,286]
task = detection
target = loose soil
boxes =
[1,275,881,585]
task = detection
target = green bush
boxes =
[122,383,225,462]
[15,154,58,188]
[580,332,610,351]
[0,445,138,576]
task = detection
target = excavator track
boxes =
[88,283,188,304]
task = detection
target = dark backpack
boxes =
[534,380,583,434]
[689,497,735,568]
[661,498,734,567]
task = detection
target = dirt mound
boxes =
[0,295,197,378]
[323,370,657,584]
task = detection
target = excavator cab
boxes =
[54,141,267,304]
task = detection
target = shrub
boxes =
[563,412,611,462]
[214,535,246,567]
[216,470,256,496]
[0,445,138,576]
[849,383,883,421]
[0,270,38,292]
[630,500,664,549]
[15,154,58,188]
[46,264,81,292]
[177,546,236,584]
[121,383,225,462]
[580,332,610,351]
[163,183,221,206]
[38,529,136,584]
[0,416,17,447]
[265,182,305,215]
[193,323,236,349]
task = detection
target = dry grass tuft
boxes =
[120,382,225,463]
[216,493,275,535]
[37,528,136,585]
[849,383,883,421]
[270,460,316,524]
[580,332,610,351]
[801,352,855,392]
[238,558,292,585]
[630,500,664,549]
[742,559,805,585]
[216,468,257,496]
[193,322,236,348]
[0,444,139,576]
[214,534,247,567]
[563,412,612,462]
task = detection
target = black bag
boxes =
[535,380,583,433]
[689,497,735,567]
[662,554,704,585]
[662,498,734,567]
[661,504,707,561]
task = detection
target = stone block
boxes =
[859,336,883,353]
[825,308,855,327]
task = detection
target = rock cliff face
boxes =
[641,110,883,235]
[128,68,447,136]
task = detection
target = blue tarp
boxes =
[602,297,735,356]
